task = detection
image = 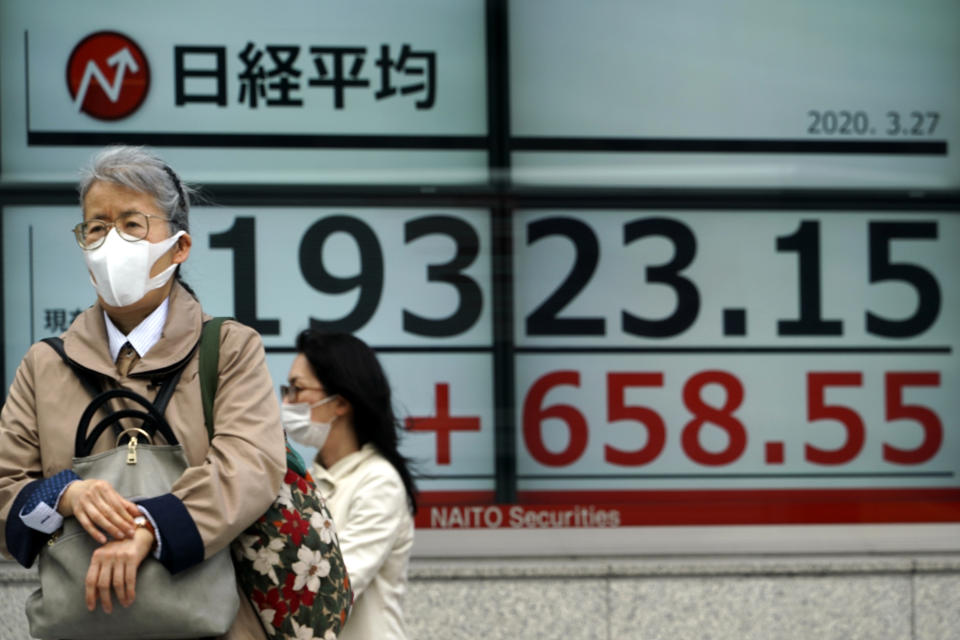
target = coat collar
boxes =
[62,281,206,378]
[312,443,378,488]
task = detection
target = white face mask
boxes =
[83,228,185,307]
[281,395,338,449]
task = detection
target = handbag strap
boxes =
[43,337,123,441]
[150,350,193,417]
[44,335,199,456]
[75,388,179,457]
[81,408,167,457]
[41,338,103,403]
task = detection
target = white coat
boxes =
[312,443,413,640]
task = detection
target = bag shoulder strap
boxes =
[195,318,309,478]
[150,346,196,416]
[198,317,229,441]
[41,337,104,403]
[43,336,196,439]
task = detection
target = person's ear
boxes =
[172,233,192,264]
[333,395,352,418]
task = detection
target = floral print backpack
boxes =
[199,319,353,639]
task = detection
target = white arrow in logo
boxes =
[73,47,140,111]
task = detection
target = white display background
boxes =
[509,0,960,188]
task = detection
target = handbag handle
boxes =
[114,427,153,447]
[75,388,179,457]
[78,409,165,458]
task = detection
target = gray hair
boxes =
[78,145,192,235]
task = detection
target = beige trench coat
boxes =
[0,282,285,639]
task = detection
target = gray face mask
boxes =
[280,395,338,449]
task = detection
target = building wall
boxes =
[3,555,960,639]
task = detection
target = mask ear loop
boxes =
[309,394,338,409]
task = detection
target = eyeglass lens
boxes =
[76,211,152,248]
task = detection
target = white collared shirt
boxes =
[104,297,170,360]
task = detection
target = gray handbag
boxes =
[25,381,239,639]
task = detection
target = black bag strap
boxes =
[75,388,179,457]
[43,336,198,456]
[41,337,109,412]
[79,409,167,458]
[149,348,193,417]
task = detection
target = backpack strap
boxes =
[196,318,309,478]
[198,318,228,441]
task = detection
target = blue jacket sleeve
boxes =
[4,473,77,568]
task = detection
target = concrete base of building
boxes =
[3,554,960,639]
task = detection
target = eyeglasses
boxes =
[72,211,172,250]
[280,384,326,401]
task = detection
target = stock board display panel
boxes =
[3,0,960,553]
[6,206,959,536]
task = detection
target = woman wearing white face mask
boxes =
[282,330,417,640]
[0,145,285,638]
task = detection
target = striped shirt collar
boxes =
[104,297,170,362]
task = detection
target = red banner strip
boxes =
[414,489,960,528]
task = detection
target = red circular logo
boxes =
[66,31,150,121]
